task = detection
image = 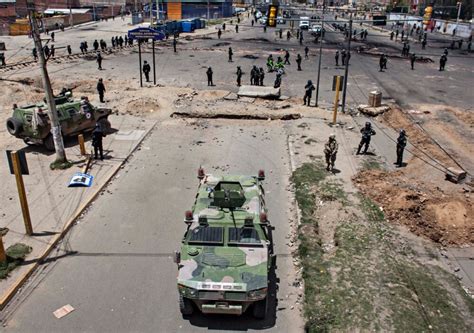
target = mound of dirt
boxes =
[124,97,160,115]
[353,169,473,246]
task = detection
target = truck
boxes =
[299,16,310,30]
[174,168,275,319]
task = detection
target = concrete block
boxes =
[237,85,281,99]
[445,167,467,183]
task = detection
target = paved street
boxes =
[2,119,303,332]
[0,6,473,333]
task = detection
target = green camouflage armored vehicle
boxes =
[6,91,111,151]
[174,169,275,319]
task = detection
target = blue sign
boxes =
[69,172,94,188]
[128,27,165,41]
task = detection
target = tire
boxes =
[252,298,268,319]
[179,294,194,316]
[6,117,23,136]
[43,134,55,151]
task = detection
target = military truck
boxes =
[174,168,275,319]
[6,91,111,151]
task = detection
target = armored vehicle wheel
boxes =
[179,294,194,316]
[252,298,268,319]
[44,134,55,151]
[6,117,22,136]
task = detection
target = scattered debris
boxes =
[53,304,75,319]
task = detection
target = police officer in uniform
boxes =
[228,47,233,62]
[439,54,447,71]
[410,53,416,70]
[335,50,339,66]
[206,67,214,86]
[296,53,302,71]
[284,50,290,65]
[395,129,407,167]
[303,80,315,106]
[143,60,151,82]
[259,67,265,86]
[236,66,243,86]
[92,123,106,160]
[305,46,309,59]
[97,78,106,103]
[357,122,376,154]
[96,51,103,70]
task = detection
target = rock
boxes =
[238,85,281,98]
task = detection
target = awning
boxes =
[43,8,91,15]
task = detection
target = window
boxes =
[228,227,261,245]
[188,226,223,245]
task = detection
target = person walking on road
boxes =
[356,122,376,155]
[206,67,214,86]
[395,30,399,41]
[32,47,38,61]
[92,123,106,160]
[93,39,99,51]
[287,31,291,41]
[410,53,416,70]
[284,50,290,65]
[217,29,222,39]
[50,44,55,58]
[259,67,265,86]
[96,51,103,70]
[379,54,385,72]
[439,54,447,71]
[279,29,283,39]
[51,32,55,42]
[222,23,226,31]
[97,78,106,103]
[390,31,394,40]
[305,46,309,59]
[335,50,339,66]
[324,134,338,172]
[173,38,177,53]
[228,47,233,62]
[274,71,282,88]
[341,49,346,66]
[236,66,243,86]
[250,65,258,85]
[395,129,407,167]
[235,24,239,33]
[67,45,71,56]
[303,80,315,106]
[296,54,302,71]
[421,39,427,49]
[143,60,151,82]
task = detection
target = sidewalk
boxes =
[0,114,156,309]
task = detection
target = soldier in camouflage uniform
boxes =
[324,134,338,171]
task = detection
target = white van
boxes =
[299,16,310,30]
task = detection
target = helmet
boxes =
[308,80,313,85]
[329,134,336,140]
[365,122,371,127]
[400,129,406,135]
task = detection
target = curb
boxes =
[0,121,157,311]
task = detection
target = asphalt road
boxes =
[1,119,303,332]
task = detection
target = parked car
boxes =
[276,16,285,24]
[299,16,310,30]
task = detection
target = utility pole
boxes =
[207,0,210,20]
[28,2,68,165]
[341,12,352,113]
[315,18,324,107]
[149,0,153,24]
[455,1,461,37]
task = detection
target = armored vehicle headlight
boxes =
[247,287,267,300]
[178,284,198,298]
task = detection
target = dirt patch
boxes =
[124,97,160,116]
[353,169,473,246]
